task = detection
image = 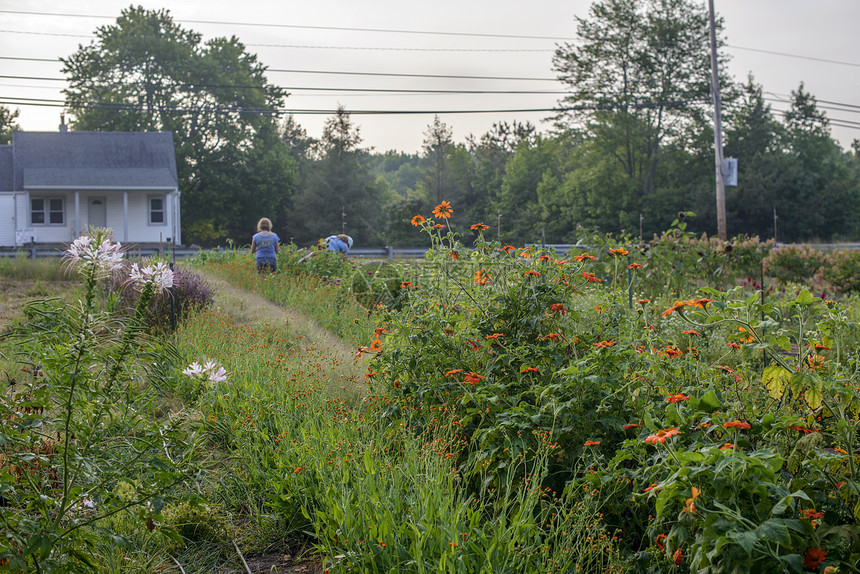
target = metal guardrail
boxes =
[4,242,860,260]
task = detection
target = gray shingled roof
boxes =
[12,131,178,191]
[0,146,11,192]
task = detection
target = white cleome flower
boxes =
[182,361,205,378]
[129,261,174,291]
[183,359,228,384]
[65,234,125,271]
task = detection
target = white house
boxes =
[0,130,181,247]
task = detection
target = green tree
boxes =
[290,106,384,245]
[419,115,455,207]
[0,105,20,145]
[61,6,296,245]
[552,0,719,220]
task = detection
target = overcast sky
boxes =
[1,0,858,153]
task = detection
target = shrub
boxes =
[815,248,860,294]
[107,261,213,332]
[763,244,829,286]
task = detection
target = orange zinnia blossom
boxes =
[673,549,683,566]
[499,245,515,253]
[662,300,688,316]
[400,281,412,287]
[723,420,751,430]
[628,263,642,269]
[521,367,539,373]
[449,251,459,260]
[582,272,602,282]
[800,508,824,520]
[519,250,532,259]
[655,534,667,551]
[584,440,600,446]
[463,372,485,385]
[474,268,490,285]
[411,215,426,226]
[684,486,701,514]
[543,333,563,341]
[524,270,541,277]
[470,223,490,231]
[624,423,643,429]
[682,330,702,336]
[609,248,629,256]
[370,338,383,351]
[432,201,453,219]
[788,425,819,434]
[644,427,680,444]
[549,303,567,315]
[690,298,714,308]
[445,369,463,378]
[466,339,480,351]
[594,339,615,348]
[665,346,683,359]
[539,255,553,262]
[720,443,734,450]
[666,393,690,403]
[573,253,597,261]
[485,333,504,340]
[803,548,826,570]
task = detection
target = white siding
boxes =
[0,194,14,247]
[26,191,74,243]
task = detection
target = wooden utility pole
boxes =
[708,0,727,240]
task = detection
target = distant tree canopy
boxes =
[0,105,20,145]
[55,3,860,247]
[61,5,297,246]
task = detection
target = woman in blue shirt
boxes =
[251,217,280,273]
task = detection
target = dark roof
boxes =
[0,146,11,191]
[12,131,178,191]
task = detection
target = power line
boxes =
[0,8,577,42]
[0,56,559,82]
[725,43,860,69]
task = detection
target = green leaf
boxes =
[696,390,723,413]
[804,383,823,411]
[776,336,792,352]
[762,365,791,400]
[756,519,790,546]
[795,290,816,306]
[729,529,758,555]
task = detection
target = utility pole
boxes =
[708,0,727,241]
[497,212,501,242]
[342,207,346,234]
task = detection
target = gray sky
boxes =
[1,0,858,153]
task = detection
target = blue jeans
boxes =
[256,258,277,273]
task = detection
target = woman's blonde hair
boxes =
[257,217,272,232]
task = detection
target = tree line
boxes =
[5,1,859,247]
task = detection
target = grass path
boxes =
[194,268,367,397]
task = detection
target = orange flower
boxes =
[584,440,601,446]
[662,300,687,316]
[449,250,460,260]
[524,270,541,277]
[581,272,602,282]
[485,333,505,340]
[400,281,412,288]
[624,423,643,429]
[723,420,750,430]
[549,303,567,316]
[637,299,650,304]
[655,534,667,552]
[474,268,491,285]
[806,355,825,370]
[644,483,660,493]
[445,369,463,378]
[470,223,490,231]
[682,330,702,336]
[518,250,533,259]
[684,486,701,514]
[466,339,480,351]
[499,245,515,253]
[628,263,642,269]
[411,215,426,226]
[370,338,383,352]
[738,327,755,343]
[463,371,485,385]
[788,425,819,434]
[538,255,553,262]
[644,427,680,444]
[803,548,826,570]
[664,346,683,359]
[594,339,615,348]
[542,333,564,341]
[800,508,824,520]
[432,201,453,219]
[689,298,714,308]
[609,248,629,256]
[666,393,690,403]
[720,443,735,450]
[673,548,683,566]
[521,367,539,374]
[573,253,597,261]
[356,346,370,358]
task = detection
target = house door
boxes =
[88,198,106,229]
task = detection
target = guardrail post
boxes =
[29,239,36,260]
[386,246,394,260]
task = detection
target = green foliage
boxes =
[0,231,198,572]
[0,104,20,145]
[0,256,71,282]
[815,249,860,294]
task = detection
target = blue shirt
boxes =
[252,231,279,259]
[325,235,350,254]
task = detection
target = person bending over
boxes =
[324,233,353,254]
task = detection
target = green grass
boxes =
[0,255,71,281]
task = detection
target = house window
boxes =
[31,198,64,225]
[149,196,165,225]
